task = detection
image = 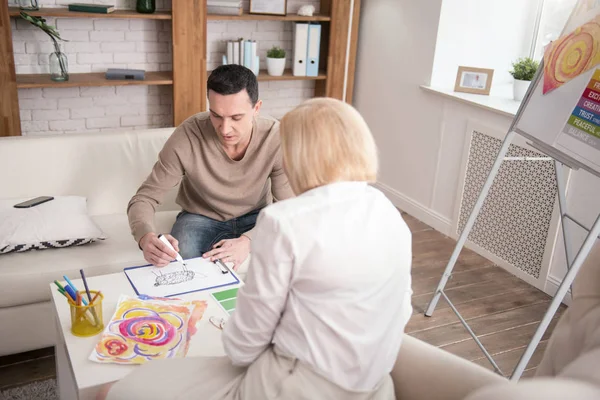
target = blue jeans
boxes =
[170,209,260,260]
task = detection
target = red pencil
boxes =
[76,292,81,306]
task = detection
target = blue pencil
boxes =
[63,275,88,306]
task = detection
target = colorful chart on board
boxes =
[556,68,600,160]
[89,295,207,365]
[543,14,600,94]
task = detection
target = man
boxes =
[127,65,294,269]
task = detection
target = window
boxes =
[530,0,579,61]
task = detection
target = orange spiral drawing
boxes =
[543,15,600,94]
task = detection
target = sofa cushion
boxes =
[0,211,178,309]
[0,129,179,217]
[0,196,106,254]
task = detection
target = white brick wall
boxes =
[17,85,173,135]
[10,0,320,135]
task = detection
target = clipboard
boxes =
[124,256,240,298]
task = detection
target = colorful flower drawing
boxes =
[543,15,600,94]
[89,295,207,364]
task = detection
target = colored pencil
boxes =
[57,285,95,324]
[63,284,77,303]
[80,269,100,326]
[53,280,66,292]
[79,269,93,303]
[57,288,72,303]
[63,275,89,305]
[88,291,102,325]
[89,290,102,306]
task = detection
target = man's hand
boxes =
[139,232,179,267]
[202,236,250,270]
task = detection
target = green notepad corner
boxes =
[212,287,238,301]
[220,298,237,312]
[211,287,239,315]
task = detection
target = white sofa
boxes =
[0,128,181,356]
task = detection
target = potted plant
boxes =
[20,11,69,82]
[509,57,539,101]
[266,46,286,77]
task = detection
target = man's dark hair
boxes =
[207,65,259,106]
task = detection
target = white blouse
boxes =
[222,181,413,391]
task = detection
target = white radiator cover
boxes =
[455,123,559,283]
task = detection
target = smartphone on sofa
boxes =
[14,196,54,208]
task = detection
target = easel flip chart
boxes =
[512,0,600,178]
[425,0,600,381]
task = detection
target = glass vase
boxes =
[136,0,156,14]
[18,0,39,10]
[49,50,69,82]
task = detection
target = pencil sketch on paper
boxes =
[152,264,206,287]
[123,256,240,297]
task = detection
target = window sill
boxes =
[420,84,521,118]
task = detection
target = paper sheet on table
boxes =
[124,256,240,297]
[89,294,208,364]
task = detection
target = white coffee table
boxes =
[50,269,240,400]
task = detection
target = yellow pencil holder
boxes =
[69,290,104,337]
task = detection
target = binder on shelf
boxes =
[293,23,309,76]
[244,40,252,68]
[233,41,240,65]
[306,23,321,77]
[239,39,245,66]
[250,41,258,73]
[227,42,234,66]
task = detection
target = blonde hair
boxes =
[280,97,378,195]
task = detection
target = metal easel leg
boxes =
[555,161,574,267]
[440,291,504,375]
[425,130,517,317]
[510,213,600,380]
[554,161,575,297]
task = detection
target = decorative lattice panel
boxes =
[458,131,557,279]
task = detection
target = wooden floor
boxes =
[403,211,565,378]
[0,212,565,390]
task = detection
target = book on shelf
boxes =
[68,3,115,13]
[207,0,242,15]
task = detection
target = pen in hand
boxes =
[158,234,187,267]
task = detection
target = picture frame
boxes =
[454,66,494,95]
[249,0,287,16]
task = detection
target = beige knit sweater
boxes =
[127,112,294,243]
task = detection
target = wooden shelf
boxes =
[1,0,360,137]
[8,7,172,20]
[256,69,326,81]
[207,12,330,21]
[16,71,173,89]
[206,69,326,81]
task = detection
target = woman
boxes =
[102,98,413,400]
